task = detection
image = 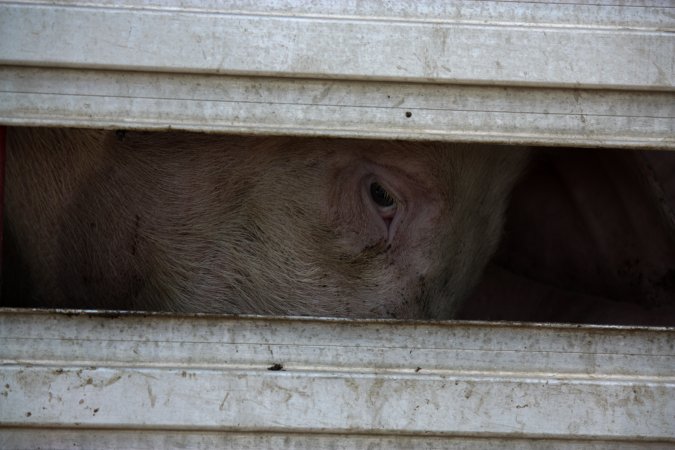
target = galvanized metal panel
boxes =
[0,2,674,445]
[2,429,673,450]
[0,0,673,148]
[1,67,673,148]
[13,0,673,29]
[1,1,672,89]
[0,309,673,448]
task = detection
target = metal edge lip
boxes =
[1,307,673,332]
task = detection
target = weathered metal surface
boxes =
[0,1,674,446]
[9,0,674,29]
[0,0,673,148]
[0,309,673,448]
[1,67,673,149]
[1,429,674,450]
[1,1,672,89]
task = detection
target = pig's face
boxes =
[6,129,526,319]
[151,137,526,319]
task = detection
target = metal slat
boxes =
[1,430,672,450]
[10,0,673,29]
[0,2,672,89]
[0,0,673,148]
[1,67,673,148]
[0,310,673,448]
[1,2,674,447]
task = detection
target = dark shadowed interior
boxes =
[3,129,674,326]
[460,147,675,326]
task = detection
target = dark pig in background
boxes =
[2,127,527,319]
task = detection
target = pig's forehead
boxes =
[282,138,455,189]
[325,140,433,165]
[318,139,448,164]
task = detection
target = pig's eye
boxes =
[370,182,395,208]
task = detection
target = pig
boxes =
[2,127,527,319]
